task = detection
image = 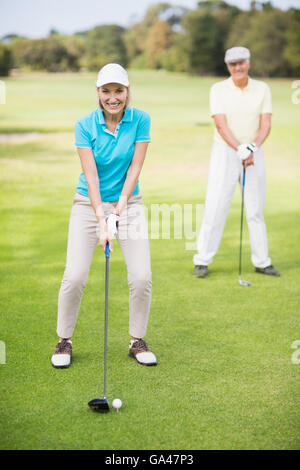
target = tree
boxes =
[83,25,127,71]
[143,3,172,27]
[124,3,187,69]
[0,33,20,44]
[125,3,173,68]
[124,23,146,66]
[182,1,241,75]
[197,0,238,12]
[0,43,12,76]
[145,20,173,69]
[60,36,86,71]
[161,34,189,72]
[227,9,291,77]
[284,10,300,75]
[183,10,224,74]
[158,5,188,28]
[10,35,83,72]
[261,1,274,11]
[49,28,60,36]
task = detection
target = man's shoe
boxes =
[129,339,157,366]
[51,339,72,368]
[194,265,208,278]
[255,265,280,277]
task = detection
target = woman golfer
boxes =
[51,63,157,368]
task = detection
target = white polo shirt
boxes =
[210,77,272,144]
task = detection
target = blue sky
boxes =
[1,0,300,39]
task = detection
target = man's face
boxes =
[227,60,250,81]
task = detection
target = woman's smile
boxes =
[98,83,128,117]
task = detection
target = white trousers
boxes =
[193,142,271,268]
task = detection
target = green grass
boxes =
[0,70,300,450]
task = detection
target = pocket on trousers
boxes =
[128,193,143,205]
[73,193,91,205]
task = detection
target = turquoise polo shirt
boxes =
[74,107,151,201]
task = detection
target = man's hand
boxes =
[243,154,254,168]
[237,142,257,162]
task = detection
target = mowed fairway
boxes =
[0,71,299,450]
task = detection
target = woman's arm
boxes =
[114,141,149,216]
[77,148,104,220]
[77,147,109,251]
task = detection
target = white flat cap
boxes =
[224,47,250,64]
[96,63,129,87]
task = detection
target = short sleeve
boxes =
[210,83,226,116]
[75,120,92,148]
[261,84,272,114]
[135,113,151,143]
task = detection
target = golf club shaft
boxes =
[104,242,110,398]
[239,168,246,278]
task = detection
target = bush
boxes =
[161,44,188,72]
[130,53,147,70]
[10,36,83,72]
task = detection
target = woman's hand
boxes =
[97,214,120,253]
[97,218,113,253]
[106,213,120,237]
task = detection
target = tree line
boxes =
[1,1,299,77]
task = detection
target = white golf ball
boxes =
[112,398,122,410]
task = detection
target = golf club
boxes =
[238,167,251,287]
[88,242,111,412]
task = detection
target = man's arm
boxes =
[213,113,256,167]
[213,114,240,151]
[213,113,271,168]
[254,113,272,147]
[242,113,271,168]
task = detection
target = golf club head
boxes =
[88,398,110,413]
[238,276,251,287]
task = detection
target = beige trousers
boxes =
[57,193,152,339]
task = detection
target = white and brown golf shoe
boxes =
[129,339,157,366]
[51,339,72,369]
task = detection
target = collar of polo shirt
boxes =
[98,107,133,125]
[228,76,252,91]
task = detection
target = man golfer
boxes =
[193,47,280,278]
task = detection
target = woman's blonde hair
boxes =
[96,85,132,110]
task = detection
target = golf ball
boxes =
[112,398,122,410]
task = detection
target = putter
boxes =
[238,167,251,287]
[88,242,110,412]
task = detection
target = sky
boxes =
[1,0,300,39]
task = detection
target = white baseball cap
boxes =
[96,63,129,87]
[224,47,250,64]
